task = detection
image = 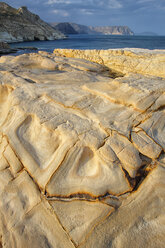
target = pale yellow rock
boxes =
[139,110,165,151]
[50,200,113,246]
[132,130,162,159]
[54,48,165,78]
[82,75,164,112]
[46,141,131,197]
[0,168,13,195]
[3,145,23,174]
[0,171,41,230]
[77,92,140,137]
[79,166,165,248]
[0,85,13,127]
[98,133,142,177]
[108,132,142,177]
[0,156,9,171]
[2,201,75,248]
[0,136,8,156]
[150,92,165,111]
[0,49,164,248]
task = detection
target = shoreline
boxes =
[1,34,165,56]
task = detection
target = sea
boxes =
[10,34,165,55]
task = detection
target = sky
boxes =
[3,0,165,35]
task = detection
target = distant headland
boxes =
[51,22,134,36]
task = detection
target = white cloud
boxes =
[46,0,122,9]
[47,0,82,4]
[81,9,94,15]
[52,9,70,16]
[107,0,122,8]
[137,0,154,3]
[93,0,122,9]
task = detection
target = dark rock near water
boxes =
[0,42,17,55]
[0,41,38,56]
[16,47,38,51]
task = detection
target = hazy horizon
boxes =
[2,0,165,35]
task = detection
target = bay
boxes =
[10,34,165,55]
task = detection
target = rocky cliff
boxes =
[51,22,134,35]
[0,2,66,43]
[0,48,165,247]
[51,22,78,34]
[91,25,134,35]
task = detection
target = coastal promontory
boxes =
[51,22,134,35]
[0,48,165,247]
[0,2,65,43]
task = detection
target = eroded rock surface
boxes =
[0,49,165,247]
[54,48,165,78]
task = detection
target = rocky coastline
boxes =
[0,2,66,44]
[0,48,165,247]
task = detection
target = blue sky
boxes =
[3,0,165,35]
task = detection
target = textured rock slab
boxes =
[0,171,41,230]
[79,166,165,248]
[132,129,162,159]
[0,49,164,247]
[83,74,165,111]
[139,110,165,151]
[49,200,113,246]
[46,141,131,197]
[2,202,75,248]
[54,48,165,78]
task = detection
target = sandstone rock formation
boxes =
[54,48,165,78]
[0,48,164,248]
[0,2,66,43]
[51,22,134,35]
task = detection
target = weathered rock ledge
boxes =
[54,48,165,78]
[0,49,165,248]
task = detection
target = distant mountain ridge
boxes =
[51,22,134,35]
[0,2,66,43]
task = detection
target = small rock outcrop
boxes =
[51,22,134,35]
[0,41,17,55]
[0,2,66,43]
[0,48,164,247]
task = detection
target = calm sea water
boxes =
[10,34,165,55]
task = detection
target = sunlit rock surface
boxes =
[0,49,165,248]
[54,48,165,78]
